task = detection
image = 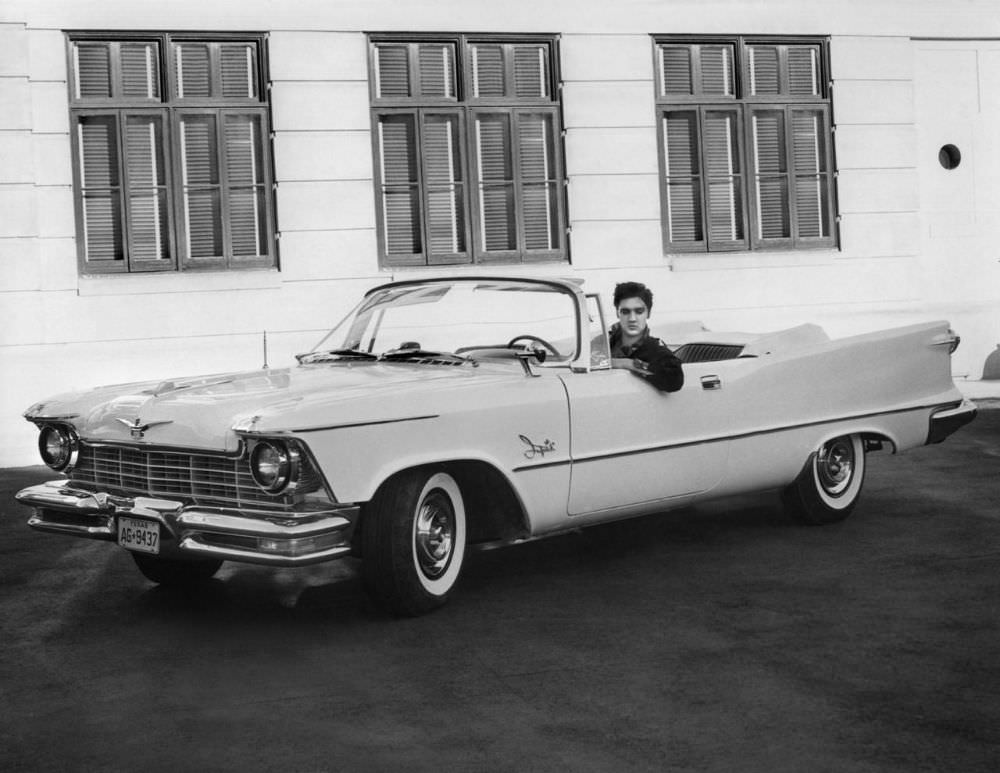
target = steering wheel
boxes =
[507,334,559,356]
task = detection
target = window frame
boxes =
[66,31,277,275]
[652,35,838,255]
[368,32,568,268]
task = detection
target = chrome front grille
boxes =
[70,443,317,509]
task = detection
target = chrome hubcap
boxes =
[414,490,454,579]
[816,438,855,496]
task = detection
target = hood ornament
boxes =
[117,417,173,439]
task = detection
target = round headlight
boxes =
[39,425,77,471]
[249,440,294,493]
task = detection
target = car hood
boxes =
[26,362,517,452]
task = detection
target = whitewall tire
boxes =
[362,468,467,616]
[783,434,866,525]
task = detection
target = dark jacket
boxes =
[609,323,684,393]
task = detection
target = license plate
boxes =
[118,516,160,555]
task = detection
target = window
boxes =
[67,33,275,274]
[653,37,837,253]
[369,34,567,267]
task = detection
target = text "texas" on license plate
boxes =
[118,516,160,555]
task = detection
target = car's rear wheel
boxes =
[131,552,223,587]
[783,434,866,525]
[361,468,467,616]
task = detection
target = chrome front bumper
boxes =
[16,481,359,567]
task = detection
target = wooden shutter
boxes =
[749,45,780,96]
[471,45,505,98]
[175,43,211,98]
[179,114,223,260]
[517,112,558,252]
[124,114,171,265]
[74,43,112,99]
[700,46,733,97]
[787,45,821,97]
[659,45,692,96]
[750,109,790,241]
[475,113,516,252]
[791,108,830,239]
[375,45,410,98]
[377,113,422,263]
[661,110,703,246]
[120,43,160,100]
[417,44,455,98]
[77,115,123,263]
[221,44,258,99]
[703,109,745,246]
[513,45,548,98]
[224,114,266,258]
[422,113,467,260]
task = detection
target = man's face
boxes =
[617,297,649,340]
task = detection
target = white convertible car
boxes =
[17,276,976,615]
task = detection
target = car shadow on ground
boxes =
[118,490,800,628]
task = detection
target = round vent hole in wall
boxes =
[939,144,962,170]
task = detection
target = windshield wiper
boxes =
[379,349,471,365]
[296,348,378,364]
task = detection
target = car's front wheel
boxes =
[782,434,866,525]
[131,552,223,587]
[362,468,467,616]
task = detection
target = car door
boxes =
[559,361,735,517]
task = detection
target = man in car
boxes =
[609,281,684,392]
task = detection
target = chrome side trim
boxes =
[568,402,945,466]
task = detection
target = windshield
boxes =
[304,279,580,363]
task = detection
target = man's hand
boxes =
[611,358,649,374]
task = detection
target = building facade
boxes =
[2,0,998,466]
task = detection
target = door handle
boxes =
[701,375,721,390]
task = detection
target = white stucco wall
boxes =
[1,0,999,466]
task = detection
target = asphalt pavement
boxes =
[1,406,998,772]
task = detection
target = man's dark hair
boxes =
[614,281,653,311]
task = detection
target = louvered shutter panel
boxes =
[791,109,829,239]
[662,111,703,245]
[77,115,123,262]
[75,43,112,99]
[375,45,410,98]
[751,110,790,240]
[418,44,454,98]
[660,45,692,96]
[475,114,516,251]
[221,44,257,99]
[513,45,548,98]
[120,43,160,99]
[749,45,780,96]
[517,113,557,251]
[125,115,170,263]
[179,114,222,259]
[377,114,422,261]
[472,45,505,98]
[788,46,820,97]
[224,114,266,257]
[700,46,733,96]
[422,114,466,258]
[176,43,211,98]
[703,110,744,244]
